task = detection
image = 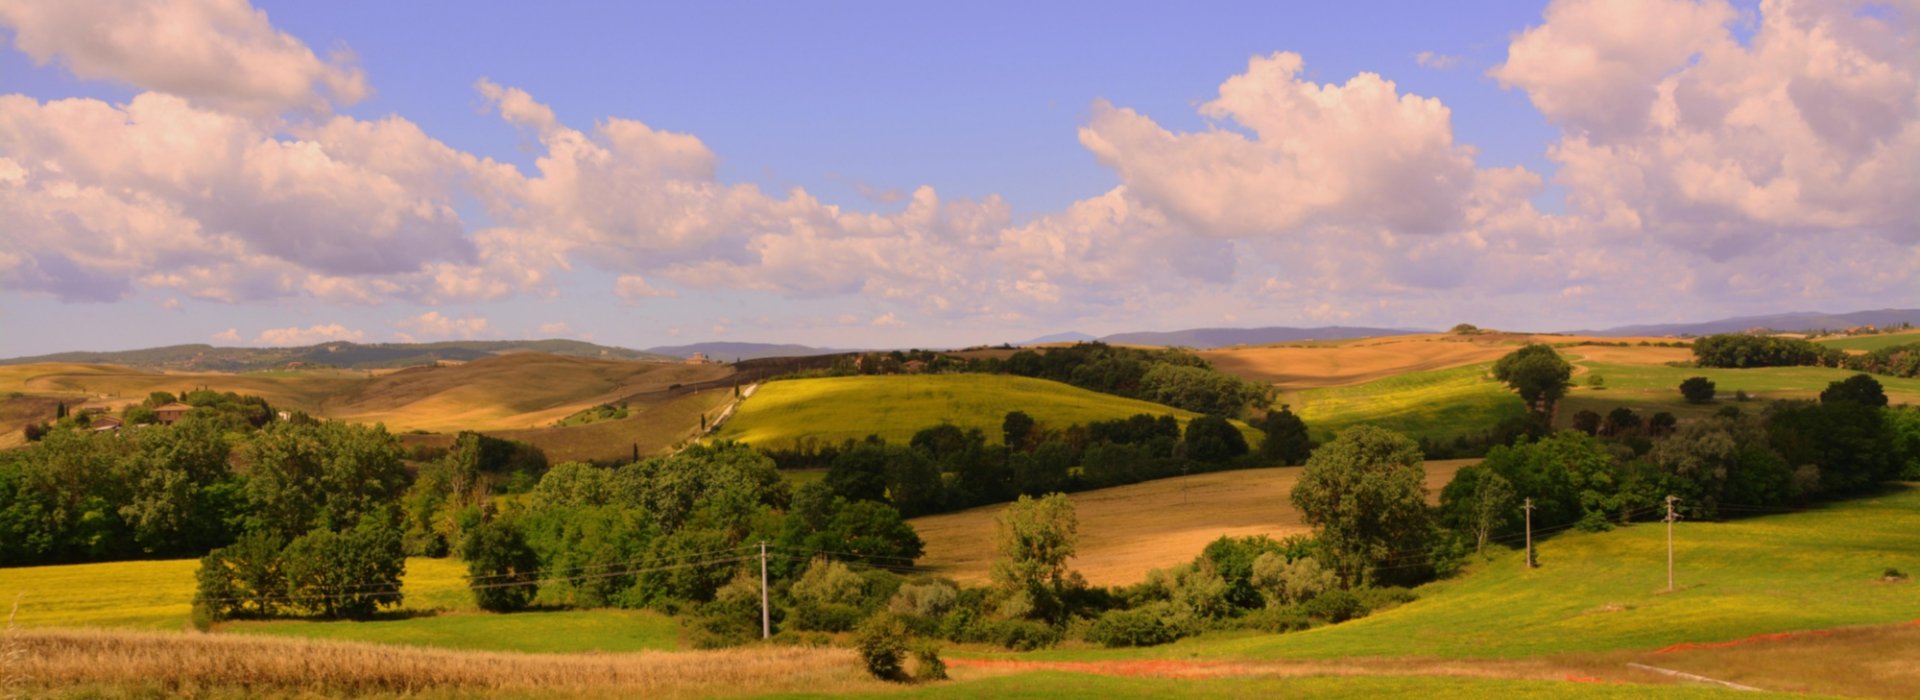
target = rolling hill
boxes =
[644,342,849,361]
[713,374,1259,449]
[0,339,672,372]
[1583,308,1920,337]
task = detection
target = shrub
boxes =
[1240,605,1312,633]
[1250,553,1336,607]
[990,618,1061,650]
[1084,606,1185,648]
[1680,377,1716,403]
[1302,589,1361,623]
[888,580,958,618]
[791,558,867,608]
[790,602,863,632]
[462,520,540,613]
[1885,567,1909,582]
[911,640,948,682]
[281,519,406,619]
[854,613,912,681]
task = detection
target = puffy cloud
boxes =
[1415,51,1460,69]
[394,311,489,340]
[870,313,903,327]
[1496,0,1920,253]
[0,92,483,301]
[613,275,676,300]
[211,328,241,343]
[536,321,572,335]
[255,323,364,346]
[0,0,368,115]
[1079,52,1480,237]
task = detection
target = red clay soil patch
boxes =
[1654,630,1834,654]
[947,658,1249,678]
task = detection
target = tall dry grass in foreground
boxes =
[9,627,875,698]
[3,595,26,700]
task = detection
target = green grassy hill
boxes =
[715,374,1258,448]
[1284,363,1527,443]
[1815,331,1920,351]
[1037,485,1920,663]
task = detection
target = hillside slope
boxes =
[714,374,1256,449]
[324,353,735,432]
[0,339,671,371]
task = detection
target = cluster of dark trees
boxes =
[769,408,1307,519]
[0,416,243,563]
[1845,342,1920,379]
[23,389,277,442]
[1692,334,1845,368]
[1442,374,1920,557]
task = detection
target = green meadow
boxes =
[1028,485,1920,662]
[1816,331,1920,351]
[1285,363,1529,443]
[716,374,1259,448]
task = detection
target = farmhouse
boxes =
[686,352,720,365]
[153,402,195,425]
[88,415,123,432]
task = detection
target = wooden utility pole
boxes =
[1523,497,1536,569]
[1665,495,1679,592]
[759,541,771,639]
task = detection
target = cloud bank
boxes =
[0,0,1913,334]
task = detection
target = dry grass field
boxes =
[4,627,879,699]
[1201,333,1689,391]
[0,363,367,415]
[910,460,1476,586]
[323,353,733,432]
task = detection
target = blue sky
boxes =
[0,0,1912,356]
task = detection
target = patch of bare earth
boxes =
[910,461,1473,586]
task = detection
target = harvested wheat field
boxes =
[910,460,1475,587]
[1201,334,1691,391]
[5,627,879,699]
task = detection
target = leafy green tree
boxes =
[193,530,287,619]
[1288,427,1429,586]
[281,517,406,619]
[1821,373,1888,407]
[1183,415,1249,465]
[1256,407,1313,465]
[1492,344,1572,414]
[1679,376,1717,404]
[990,493,1079,621]
[1651,413,1795,516]
[463,519,541,612]
[1438,465,1516,552]
[118,416,242,555]
[881,446,945,517]
[854,613,912,681]
[1571,410,1602,436]
[827,440,893,504]
[244,421,407,538]
[1001,411,1035,451]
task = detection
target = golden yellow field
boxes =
[322,353,734,432]
[1201,333,1689,390]
[6,627,879,699]
[910,460,1476,586]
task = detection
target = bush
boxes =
[1084,606,1185,648]
[888,580,958,618]
[911,640,948,682]
[989,618,1062,650]
[791,558,867,608]
[1302,589,1361,623]
[1240,605,1312,633]
[1680,377,1716,403]
[281,519,406,619]
[789,601,863,632]
[854,613,912,681]
[462,520,540,612]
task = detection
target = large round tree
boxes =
[1492,343,1573,415]
[1288,426,1430,586]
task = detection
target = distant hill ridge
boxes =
[643,342,852,361]
[0,340,672,371]
[1096,326,1426,349]
[1580,308,1920,337]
